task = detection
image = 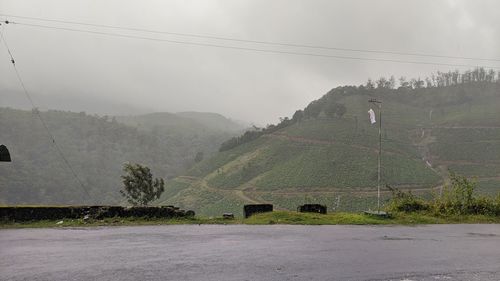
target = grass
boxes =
[244,211,500,225]
[259,192,393,213]
[2,211,499,229]
[0,216,243,229]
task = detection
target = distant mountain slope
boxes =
[159,76,500,216]
[176,111,245,132]
[0,108,243,205]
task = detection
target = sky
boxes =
[1,0,499,125]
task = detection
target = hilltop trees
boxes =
[324,101,347,118]
[217,68,499,153]
[292,110,304,122]
[368,68,499,90]
[375,76,396,89]
[120,163,165,206]
[303,100,323,118]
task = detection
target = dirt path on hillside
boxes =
[178,173,264,205]
[422,126,500,129]
[247,186,440,196]
[437,160,500,165]
[233,190,260,204]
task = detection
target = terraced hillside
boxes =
[159,78,500,216]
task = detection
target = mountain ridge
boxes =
[159,76,500,216]
[0,107,243,205]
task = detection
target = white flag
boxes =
[368,109,376,124]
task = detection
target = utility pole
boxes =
[368,99,382,213]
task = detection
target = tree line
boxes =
[218,68,499,152]
[366,67,499,90]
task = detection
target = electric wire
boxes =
[2,13,500,63]
[5,21,500,70]
[0,29,92,199]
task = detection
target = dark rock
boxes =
[222,213,234,219]
[243,204,273,218]
[298,204,327,214]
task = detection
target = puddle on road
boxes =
[380,235,415,241]
[466,232,498,237]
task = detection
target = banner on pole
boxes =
[368,108,376,124]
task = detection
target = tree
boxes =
[388,76,396,89]
[292,110,304,122]
[399,76,411,89]
[194,152,204,163]
[335,103,347,118]
[411,77,424,89]
[324,101,338,118]
[366,79,375,90]
[376,77,389,88]
[120,163,165,206]
[324,101,346,118]
[303,100,323,118]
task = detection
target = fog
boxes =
[1,0,499,124]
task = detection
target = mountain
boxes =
[176,112,247,132]
[0,108,243,205]
[116,112,242,134]
[158,73,500,216]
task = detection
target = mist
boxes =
[1,0,499,124]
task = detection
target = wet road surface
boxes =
[1,224,499,280]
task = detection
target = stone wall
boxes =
[0,206,195,221]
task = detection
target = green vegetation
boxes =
[120,163,165,206]
[2,69,500,217]
[254,142,439,190]
[388,173,500,216]
[3,210,500,229]
[259,192,393,213]
[0,216,242,229]
[161,70,500,216]
[0,108,242,205]
[477,180,500,196]
[244,211,500,225]
[4,171,500,228]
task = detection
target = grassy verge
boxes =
[245,211,500,225]
[2,211,499,229]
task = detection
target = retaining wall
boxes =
[0,206,195,221]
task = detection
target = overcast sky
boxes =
[1,0,499,124]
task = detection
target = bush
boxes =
[386,185,429,212]
[388,173,500,216]
[433,173,476,215]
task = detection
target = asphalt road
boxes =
[1,224,499,281]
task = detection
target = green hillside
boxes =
[159,71,500,216]
[0,108,242,205]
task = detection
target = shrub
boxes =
[432,173,500,216]
[386,185,429,212]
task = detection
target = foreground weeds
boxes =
[387,172,500,217]
[2,210,500,229]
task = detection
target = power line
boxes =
[0,28,92,200]
[2,13,500,63]
[5,21,500,70]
